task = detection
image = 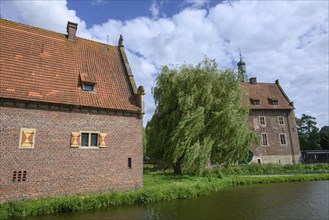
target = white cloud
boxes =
[1,0,328,127]
[149,1,160,18]
[184,0,209,8]
[0,0,92,39]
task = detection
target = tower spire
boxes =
[239,49,242,62]
[237,50,248,82]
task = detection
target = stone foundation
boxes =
[251,154,302,165]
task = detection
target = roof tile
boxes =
[0,19,141,112]
[241,82,294,110]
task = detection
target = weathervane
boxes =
[239,48,242,61]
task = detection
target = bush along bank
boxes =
[1,172,329,219]
[207,163,329,176]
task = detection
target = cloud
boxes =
[184,0,209,8]
[0,0,92,39]
[149,1,160,18]
[1,0,328,128]
[91,0,106,6]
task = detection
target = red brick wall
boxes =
[0,105,143,203]
[248,109,301,164]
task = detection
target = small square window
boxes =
[82,83,95,92]
[259,116,266,126]
[80,132,99,148]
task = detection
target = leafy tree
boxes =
[146,58,256,175]
[296,114,320,150]
[319,126,329,150]
[143,128,147,156]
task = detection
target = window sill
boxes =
[79,147,100,149]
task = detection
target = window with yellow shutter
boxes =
[70,131,108,148]
[19,128,36,148]
[99,133,108,148]
[70,132,80,148]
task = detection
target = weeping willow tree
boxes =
[146,58,256,175]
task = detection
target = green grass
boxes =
[1,164,329,220]
[210,163,329,176]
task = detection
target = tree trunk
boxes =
[173,162,182,175]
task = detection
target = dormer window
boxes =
[272,100,278,105]
[268,98,278,105]
[80,72,96,92]
[250,98,260,106]
[82,83,95,92]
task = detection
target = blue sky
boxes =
[67,0,180,25]
[67,0,155,25]
[67,0,222,25]
[1,0,328,128]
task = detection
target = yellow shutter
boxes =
[99,133,108,148]
[20,129,35,148]
[70,132,80,148]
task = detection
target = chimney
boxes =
[67,21,78,42]
[249,77,257,85]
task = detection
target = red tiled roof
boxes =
[0,19,141,112]
[241,82,294,110]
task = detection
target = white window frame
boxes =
[80,131,100,149]
[259,116,266,126]
[279,133,287,145]
[278,116,285,126]
[82,83,96,92]
[261,133,269,146]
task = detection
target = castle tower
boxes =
[237,51,248,82]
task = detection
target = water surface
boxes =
[18,181,329,220]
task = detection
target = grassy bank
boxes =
[216,163,329,176]
[1,165,329,220]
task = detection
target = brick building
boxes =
[0,19,145,203]
[238,55,301,164]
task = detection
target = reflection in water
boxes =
[17,181,329,220]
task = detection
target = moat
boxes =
[15,181,329,220]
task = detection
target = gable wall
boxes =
[0,105,143,204]
[248,109,301,164]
